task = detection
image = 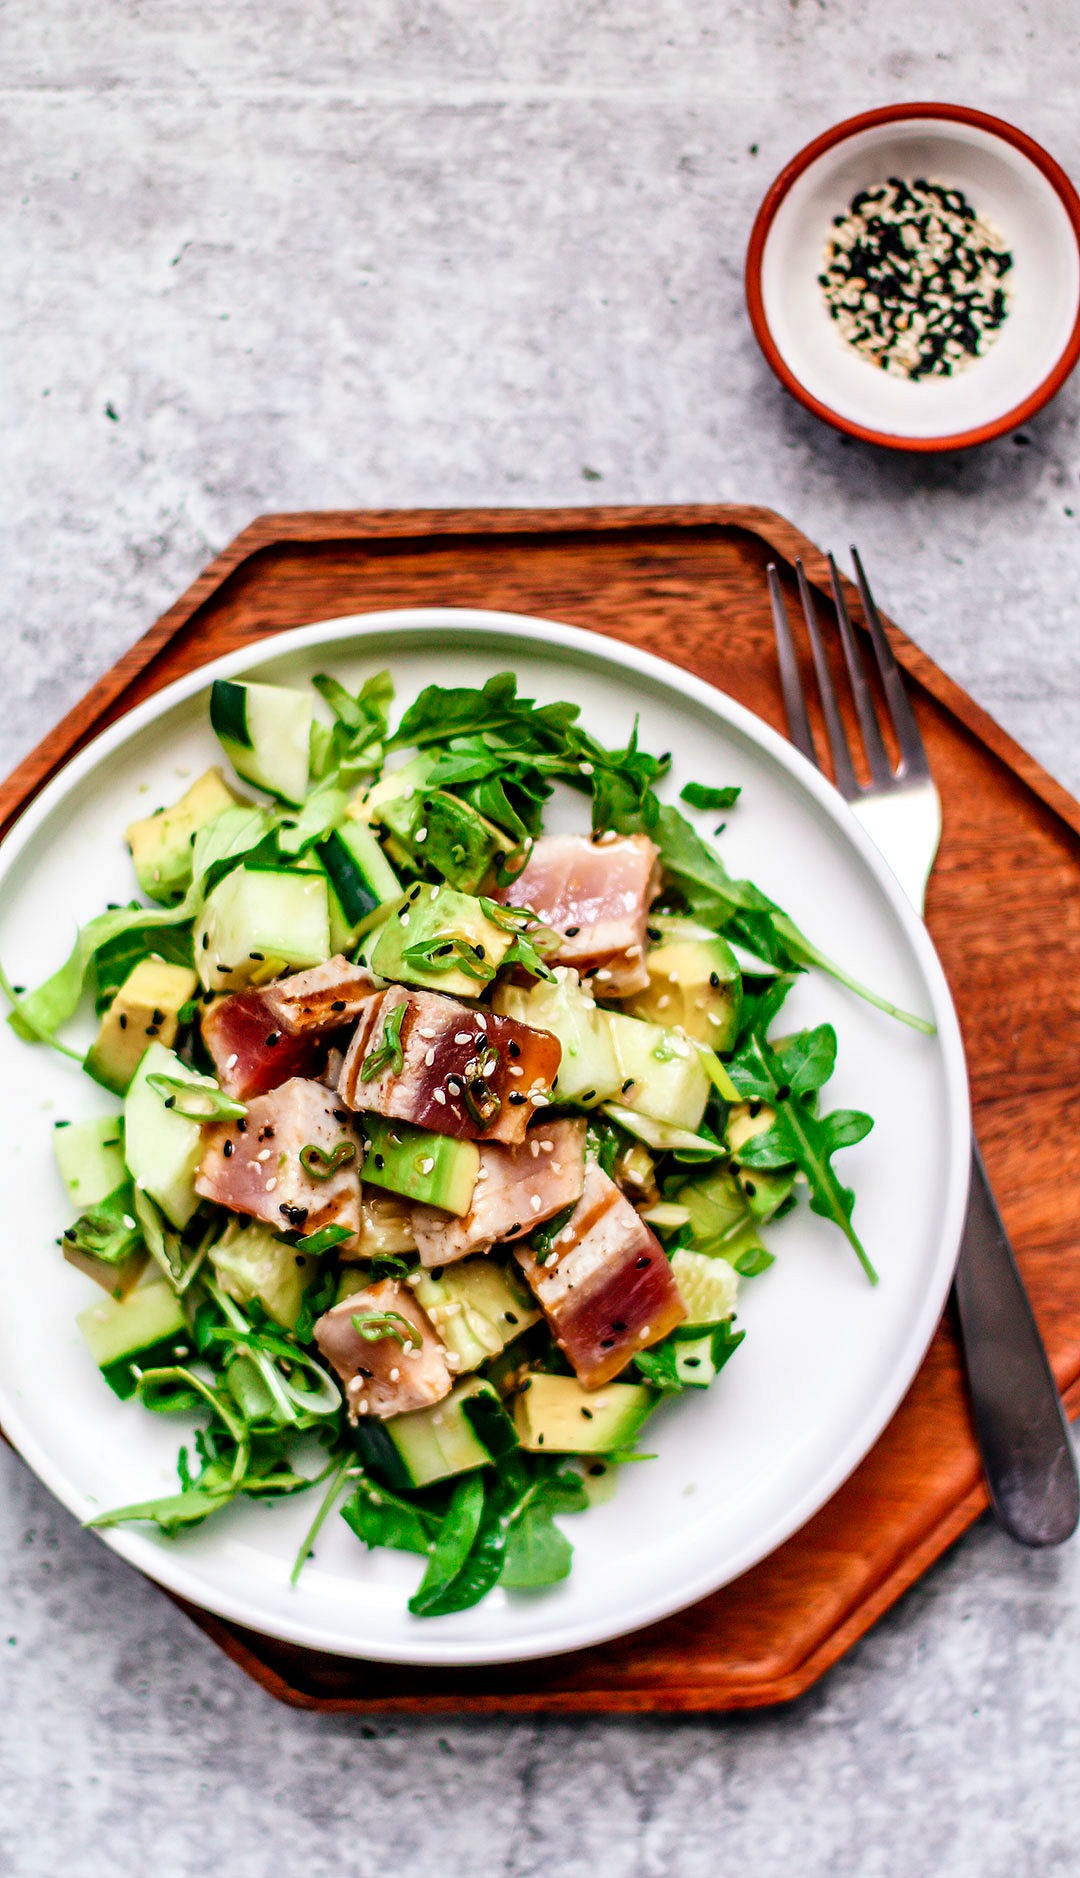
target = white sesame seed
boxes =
[531,1092,550,1107]
[122,1215,136,1230]
[430,886,440,900]
[358,1398,370,1414]
[402,1339,414,1354]
[540,1139,554,1153]
[225,1053,238,1070]
[579,760,594,775]
[625,944,642,958]
[400,912,410,927]
[455,1032,472,1044]
[550,1161,562,1173]
[420,1156,435,1174]
[257,1148,270,1162]
[415,827,428,843]
[389,1367,400,1382]
[639,1324,651,1339]
[406,1345,421,1360]
[509,1065,523,1076]
[424,1048,436,1066]
[433,1088,447,1105]
[266,1177,278,1192]
[594,968,613,982]
[530,1194,542,1213]
[475,1013,487,1030]
[529,1139,540,1157]
[657,994,671,1009]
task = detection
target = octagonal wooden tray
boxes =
[4,504,1079,1712]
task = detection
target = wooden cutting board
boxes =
[4,504,1079,1713]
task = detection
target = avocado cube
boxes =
[512,1372,656,1454]
[363,1118,479,1216]
[84,958,199,1097]
[410,1259,540,1372]
[61,1182,147,1300]
[370,884,512,999]
[126,768,243,904]
[625,918,742,1049]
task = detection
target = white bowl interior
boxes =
[0,611,970,1665]
[762,118,1080,439]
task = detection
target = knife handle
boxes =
[952,1140,1079,1546]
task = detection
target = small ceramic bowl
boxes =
[745,103,1080,451]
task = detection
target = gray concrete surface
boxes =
[3,5,1080,1874]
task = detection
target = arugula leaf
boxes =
[680,782,742,811]
[408,1474,487,1616]
[388,673,581,753]
[342,1475,440,1557]
[728,984,877,1282]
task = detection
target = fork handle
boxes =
[952,1140,1079,1545]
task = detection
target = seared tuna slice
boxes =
[411,1117,587,1266]
[516,1161,685,1387]
[195,1076,362,1245]
[338,986,560,1146]
[315,1278,451,1420]
[202,991,330,1100]
[261,956,377,1035]
[495,833,660,995]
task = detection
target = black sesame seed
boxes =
[331,1000,347,1012]
[223,1140,234,1158]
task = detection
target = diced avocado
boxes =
[77,1280,188,1399]
[124,1042,218,1229]
[61,1182,147,1299]
[370,884,512,998]
[211,1220,313,1329]
[361,1378,517,1490]
[410,1259,539,1372]
[210,679,313,805]
[626,917,742,1050]
[84,959,199,1097]
[513,1373,655,1454]
[724,1102,797,1221]
[604,1009,710,1131]
[125,768,244,904]
[494,968,621,1106]
[193,865,331,991]
[317,821,402,946]
[359,755,512,891]
[53,1116,127,1209]
[362,1119,479,1217]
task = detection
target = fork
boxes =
[768,549,1079,1547]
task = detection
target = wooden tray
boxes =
[5,504,1080,1713]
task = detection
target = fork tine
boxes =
[850,547,931,780]
[827,553,893,787]
[794,560,860,797]
[767,564,817,767]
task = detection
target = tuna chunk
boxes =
[202,991,333,1100]
[338,986,561,1146]
[261,956,378,1035]
[315,1278,452,1420]
[516,1161,686,1388]
[411,1117,588,1266]
[495,833,660,996]
[195,1076,362,1245]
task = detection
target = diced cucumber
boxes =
[53,1116,127,1209]
[84,958,199,1097]
[193,865,331,991]
[211,1221,313,1330]
[513,1373,655,1454]
[354,1189,418,1261]
[359,1379,517,1489]
[77,1280,188,1399]
[61,1182,147,1300]
[370,884,512,999]
[362,1119,479,1217]
[125,768,244,904]
[124,1042,217,1229]
[669,1247,739,1324]
[317,822,402,937]
[410,1259,539,1372]
[210,679,313,805]
[494,969,621,1106]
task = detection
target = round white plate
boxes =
[748,106,1080,449]
[0,610,970,1666]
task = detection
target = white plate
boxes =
[0,610,970,1666]
[749,107,1080,449]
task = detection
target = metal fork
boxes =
[768,549,1079,1547]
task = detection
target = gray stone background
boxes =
[3,5,1080,1874]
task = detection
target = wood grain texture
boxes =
[4,503,1078,1713]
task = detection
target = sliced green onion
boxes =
[146,1072,247,1122]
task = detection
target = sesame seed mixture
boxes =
[819,176,1013,380]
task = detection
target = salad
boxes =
[5,665,931,1618]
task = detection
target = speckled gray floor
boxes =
[4,6,1080,1874]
